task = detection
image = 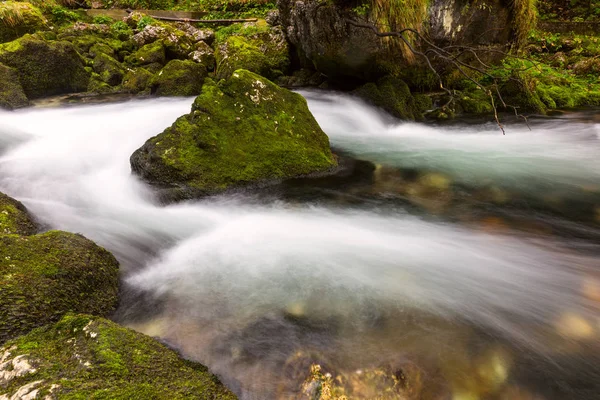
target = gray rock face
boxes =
[278,0,515,81]
[429,0,511,46]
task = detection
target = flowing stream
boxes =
[0,93,599,399]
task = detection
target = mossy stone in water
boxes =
[0,35,89,99]
[354,76,427,120]
[0,192,36,236]
[0,2,47,44]
[151,59,206,96]
[0,62,28,110]
[0,314,237,399]
[0,231,119,344]
[131,69,337,198]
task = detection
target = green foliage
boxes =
[0,314,237,399]
[489,58,600,113]
[214,21,269,42]
[48,5,81,25]
[0,1,47,43]
[137,15,156,30]
[93,15,114,25]
[110,20,133,39]
[538,0,600,21]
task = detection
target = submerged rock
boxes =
[0,314,237,399]
[0,63,28,110]
[131,69,337,199]
[0,35,89,99]
[0,2,47,44]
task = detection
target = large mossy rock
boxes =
[0,231,119,344]
[0,314,237,399]
[0,2,47,44]
[354,76,432,120]
[131,69,337,199]
[0,192,36,236]
[0,35,89,99]
[0,63,28,110]
[215,24,290,80]
[152,59,207,96]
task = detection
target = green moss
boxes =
[493,59,600,113]
[131,69,337,197]
[215,24,289,80]
[0,192,36,236]
[111,20,133,41]
[354,76,425,120]
[122,67,154,94]
[151,59,206,96]
[0,35,89,99]
[0,1,47,44]
[0,231,119,344]
[0,62,28,110]
[125,40,166,66]
[456,88,494,114]
[0,314,237,399]
[92,52,125,86]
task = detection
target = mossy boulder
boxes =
[151,59,206,96]
[0,314,237,399]
[0,35,89,99]
[190,41,216,71]
[122,67,154,94]
[0,62,28,110]
[0,192,36,236]
[0,230,119,344]
[354,76,429,120]
[215,25,290,80]
[125,40,166,67]
[0,1,47,44]
[131,69,337,199]
[132,23,194,60]
[92,52,125,86]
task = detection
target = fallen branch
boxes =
[124,10,257,24]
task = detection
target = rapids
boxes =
[0,94,599,399]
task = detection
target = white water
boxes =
[0,95,599,399]
[302,90,600,193]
